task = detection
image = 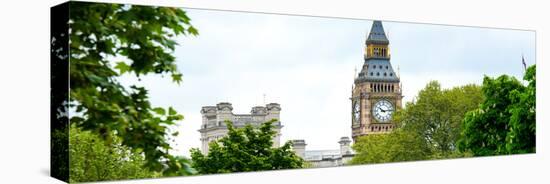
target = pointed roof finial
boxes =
[366,20,389,45]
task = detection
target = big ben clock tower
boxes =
[351,20,403,142]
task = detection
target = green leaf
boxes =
[168,107,177,116]
[171,131,179,137]
[187,26,199,36]
[152,107,166,115]
[171,73,183,84]
[115,62,131,75]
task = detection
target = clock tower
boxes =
[351,20,403,142]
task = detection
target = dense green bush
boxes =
[458,65,536,155]
[68,126,160,183]
[190,120,304,174]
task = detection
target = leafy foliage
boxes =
[68,126,160,183]
[351,81,482,164]
[458,65,536,155]
[394,81,483,156]
[51,128,69,180]
[349,130,431,164]
[66,2,198,176]
[190,120,304,174]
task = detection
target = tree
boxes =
[61,1,199,176]
[458,65,536,155]
[190,119,304,174]
[68,126,160,183]
[394,81,483,156]
[506,65,536,153]
[350,81,481,165]
[349,130,431,164]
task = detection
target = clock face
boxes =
[372,99,394,123]
[352,101,360,125]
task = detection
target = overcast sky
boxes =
[119,8,535,157]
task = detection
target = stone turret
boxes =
[200,106,217,128]
[266,103,281,121]
[201,106,217,115]
[216,102,233,111]
[338,137,352,156]
[250,106,267,115]
[216,102,233,123]
[292,139,307,159]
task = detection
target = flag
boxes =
[522,55,527,71]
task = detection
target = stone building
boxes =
[292,137,354,168]
[198,102,282,154]
[351,20,403,142]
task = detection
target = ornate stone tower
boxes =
[351,21,403,142]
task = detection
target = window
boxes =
[384,72,387,76]
[386,66,389,69]
[370,72,373,76]
[390,73,393,76]
[376,72,380,76]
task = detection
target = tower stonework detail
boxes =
[199,102,283,154]
[351,21,403,142]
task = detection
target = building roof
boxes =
[304,149,341,161]
[304,149,356,161]
[355,58,399,83]
[366,20,389,45]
